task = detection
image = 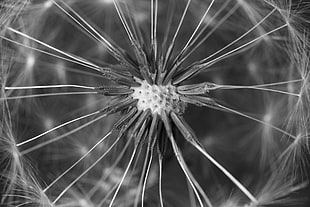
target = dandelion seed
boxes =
[1,0,310,206]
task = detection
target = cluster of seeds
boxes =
[1,0,309,207]
[131,79,185,115]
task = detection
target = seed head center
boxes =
[131,79,185,115]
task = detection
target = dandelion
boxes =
[0,0,309,206]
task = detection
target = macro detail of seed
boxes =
[131,78,186,115]
[1,0,309,207]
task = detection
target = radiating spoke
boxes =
[179,2,239,64]
[207,78,303,91]
[112,0,153,83]
[97,143,143,207]
[16,110,101,147]
[154,0,158,58]
[189,140,258,204]
[163,0,192,68]
[199,8,277,64]
[134,147,151,207]
[215,103,297,140]
[21,112,109,155]
[117,3,144,56]
[43,131,113,192]
[97,179,121,206]
[2,194,33,200]
[179,0,216,57]
[202,23,288,68]
[1,91,97,101]
[161,0,176,52]
[168,134,205,207]
[174,23,288,84]
[0,35,104,72]
[163,0,217,84]
[151,0,154,46]
[161,111,205,206]
[141,149,153,207]
[112,0,144,60]
[158,154,164,207]
[50,0,129,63]
[108,146,138,207]
[112,0,137,46]
[88,134,132,199]
[5,84,95,91]
[151,0,158,58]
[187,180,196,207]
[16,202,33,207]
[8,28,102,71]
[171,110,258,203]
[178,79,303,97]
[52,130,125,204]
[214,84,300,97]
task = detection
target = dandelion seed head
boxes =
[2,0,309,205]
[131,78,185,115]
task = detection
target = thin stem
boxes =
[203,24,288,68]
[179,0,215,57]
[1,91,97,101]
[199,8,277,65]
[0,35,103,72]
[179,2,238,64]
[16,202,33,207]
[190,142,258,204]
[21,112,108,155]
[164,0,192,67]
[164,2,238,84]
[51,0,127,63]
[216,103,297,140]
[158,154,164,207]
[112,0,152,83]
[112,0,141,54]
[141,150,153,207]
[187,180,196,207]
[162,0,219,84]
[5,84,95,91]
[151,0,154,47]
[217,85,300,97]
[174,23,288,84]
[8,28,101,71]
[97,180,120,206]
[43,131,113,192]
[161,0,175,52]
[134,146,151,207]
[88,135,132,198]
[2,194,33,200]
[241,79,303,87]
[52,130,124,204]
[154,0,158,59]
[16,110,100,147]
[168,134,204,207]
[108,146,138,207]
